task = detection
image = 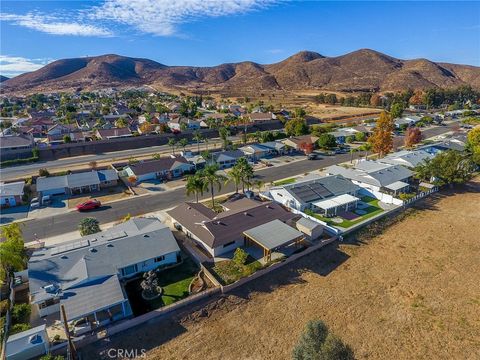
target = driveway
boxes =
[0,205,30,224]
[27,196,69,220]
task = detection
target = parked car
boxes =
[307,153,318,160]
[30,198,40,210]
[76,199,101,211]
[41,195,51,205]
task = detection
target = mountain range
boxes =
[2,49,480,95]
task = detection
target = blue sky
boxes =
[1,1,479,77]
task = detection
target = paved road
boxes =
[0,137,233,181]
[17,124,457,243]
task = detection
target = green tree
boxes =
[317,134,337,149]
[292,320,354,360]
[63,135,71,143]
[193,130,203,153]
[78,217,101,236]
[39,168,50,177]
[235,157,254,192]
[233,248,248,266]
[178,138,189,153]
[185,173,207,203]
[354,132,366,142]
[12,303,31,324]
[294,107,307,119]
[415,151,476,187]
[390,102,404,118]
[168,138,177,155]
[152,153,161,160]
[285,119,309,136]
[200,164,227,208]
[358,142,372,158]
[0,223,26,282]
[227,165,244,193]
[219,127,230,150]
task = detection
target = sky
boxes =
[1,1,479,78]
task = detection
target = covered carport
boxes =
[384,181,409,195]
[243,219,305,262]
[312,193,359,217]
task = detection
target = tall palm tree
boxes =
[228,166,243,193]
[168,138,177,155]
[193,130,203,154]
[178,138,189,153]
[201,164,227,208]
[359,142,372,158]
[235,157,254,193]
[185,173,207,203]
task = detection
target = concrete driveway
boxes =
[27,196,69,220]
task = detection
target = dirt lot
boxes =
[82,179,480,360]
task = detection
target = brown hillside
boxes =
[2,49,479,94]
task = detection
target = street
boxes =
[9,123,458,243]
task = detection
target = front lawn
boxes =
[125,257,199,315]
[273,178,296,186]
[211,255,263,285]
[309,196,384,228]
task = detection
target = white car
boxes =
[30,198,40,210]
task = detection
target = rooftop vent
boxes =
[143,234,150,238]
[60,255,68,259]
[89,248,98,253]
[107,244,114,248]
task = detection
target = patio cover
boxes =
[243,219,304,251]
[385,181,409,191]
[312,194,359,210]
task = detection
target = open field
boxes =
[82,177,480,360]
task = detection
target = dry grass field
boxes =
[83,179,480,360]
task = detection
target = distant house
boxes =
[247,112,275,122]
[168,198,296,256]
[36,170,118,197]
[46,123,78,136]
[96,127,132,140]
[0,181,25,208]
[27,218,180,325]
[0,134,34,151]
[239,143,275,160]
[121,156,194,182]
[269,175,360,215]
[261,141,288,155]
[212,150,245,169]
[329,128,360,144]
[326,160,413,195]
[394,116,422,129]
[282,135,319,151]
[5,325,49,360]
[379,149,433,168]
[168,118,201,131]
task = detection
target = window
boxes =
[223,241,235,248]
[154,255,165,263]
[121,264,138,276]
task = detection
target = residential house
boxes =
[261,141,288,155]
[0,134,34,151]
[168,198,296,256]
[5,325,49,360]
[36,170,118,197]
[121,156,194,182]
[46,123,78,137]
[239,143,275,160]
[181,151,207,169]
[329,128,360,144]
[326,160,413,195]
[0,181,25,208]
[168,117,201,131]
[212,150,245,169]
[379,149,434,168]
[394,115,422,129]
[274,109,290,120]
[27,218,180,325]
[269,174,360,216]
[282,135,319,151]
[96,127,132,140]
[247,112,275,122]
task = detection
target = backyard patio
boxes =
[308,196,386,228]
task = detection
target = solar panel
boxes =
[102,231,128,241]
[51,239,90,255]
[309,183,333,198]
[290,186,321,203]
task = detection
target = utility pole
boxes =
[61,304,78,360]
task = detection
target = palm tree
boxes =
[253,179,264,194]
[227,166,243,193]
[235,157,254,192]
[168,138,177,155]
[78,217,100,236]
[178,138,189,153]
[219,127,230,150]
[359,142,372,158]
[201,164,227,208]
[185,173,207,203]
[193,130,203,153]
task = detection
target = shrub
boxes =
[0,299,9,316]
[40,354,65,360]
[292,320,354,360]
[9,323,31,335]
[39,168,50,177]
[11,303,31,324]
[233,248,248,266]
[78,217,100,236]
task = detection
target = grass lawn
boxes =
[211,255,263,285]
[310,196,384,228]
[273,178,296,186]
[125,257,199,315]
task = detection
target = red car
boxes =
[76,199,101,211]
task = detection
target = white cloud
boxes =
[0,55,53,77]
[90,0,277,36]
[0,13,113,37]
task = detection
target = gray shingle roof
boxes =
[0,181,25,197]
[36,170,119,192]
[28,218,179,319]
[126,156,190,176]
